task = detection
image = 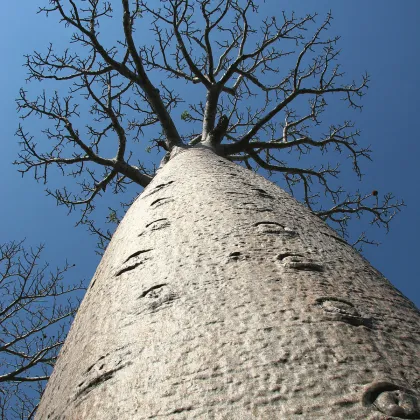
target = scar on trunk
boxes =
[138,218,171,237]
[254,221,297,236]
[74,363,132,401]
[117,250,152,277]
[240,202,273,213]
[315,297,372,327]
[254,221,283,228]
[142,180,174,198]
[139,284,167,298]
[144,218,171,232]
[150,197,173,207]
[225,191,249,195]
[277,252,304,260]
[227,251,250,262]
[138,285,179,313]
[362,381,420,418]
[251,188,275,199]
[277,253,324,272]
[124,249,152,264]
[116,261,148,277]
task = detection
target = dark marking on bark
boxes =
[116,261,146,277]
[228,251,243,261]
[148,292,179,313]
[283,227,298,236]
[150,197,173,207]
[140,284,167,298]
[117,250,152,276]
[145,218,169,228]
[170,406,194,414]
[136,283,179,313]
[316,297,372,327]
[363,382,420,418]
[229,251,241,257]
[146,218,167,228]
[251,188,275,199]
[142,180,174,198]
[333,399,355,407]
[74,363,130,401]
[285,261,324,272]
[140,218,170,234]
[85,355,107,375]
[226,191,249,195]
[124,249,153,264]
[115,344,131,353]
[279,254,324,272]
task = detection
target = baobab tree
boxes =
[15,0,419,418]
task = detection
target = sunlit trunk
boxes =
[36,147,420,419]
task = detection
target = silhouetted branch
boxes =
[0,241,84,419]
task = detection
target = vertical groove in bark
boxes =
[36,148,420,419]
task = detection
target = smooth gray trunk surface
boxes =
[36,147,420,419]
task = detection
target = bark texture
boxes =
[36,147,420,419]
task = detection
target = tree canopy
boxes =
[4,1,416,417]
[16,0,403,249]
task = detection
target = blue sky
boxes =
[0,0,419,308]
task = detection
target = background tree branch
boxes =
[0,241,84,419]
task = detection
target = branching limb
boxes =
[40,0,182,150]
[316,191,404,238]
[121,0,183,150]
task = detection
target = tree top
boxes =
[16,0,403,251]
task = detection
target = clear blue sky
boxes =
[0,1,419,307]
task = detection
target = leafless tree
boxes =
[0,241,84,419]
[16,0,403,249]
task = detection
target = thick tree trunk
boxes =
[36,147,420,419]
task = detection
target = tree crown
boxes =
[16,0,403,251]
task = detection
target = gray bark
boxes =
[36,147,420,419]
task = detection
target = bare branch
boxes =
[0,241,84,419]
